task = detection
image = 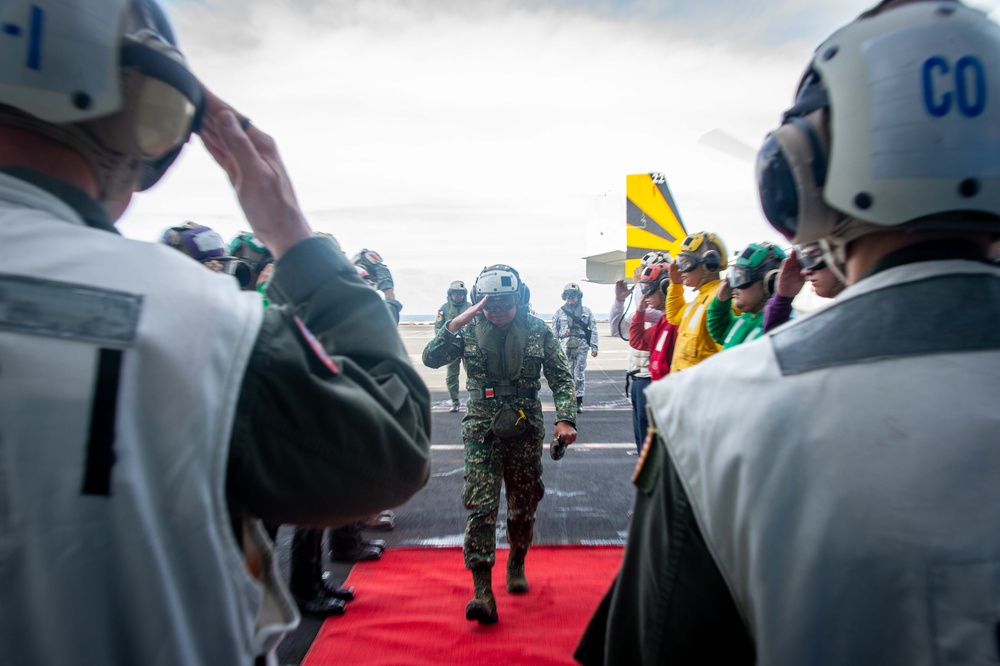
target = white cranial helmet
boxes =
[756,0,1000,245]
[0,0,204,199]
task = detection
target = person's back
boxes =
[0,218,273,663]
[707,241,785,349]
[577,2,1000,663]
[0,2,431,662]
[646,258,1000,663]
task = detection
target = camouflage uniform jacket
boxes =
[552,304,598,353]
[434,299,471,332]
[423,308,577,433]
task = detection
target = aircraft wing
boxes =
[584,249,627,284]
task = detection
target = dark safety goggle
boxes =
[210,257,264,289]
[482,295,517,312]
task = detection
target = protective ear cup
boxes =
[764,269,780,299]
[757,135,802,239]
[707,232,729,270]
[758,66,839,244]
[504,265,528,304]
[702,249,721,272]
[788,116,827,189]
[659,274,670,296]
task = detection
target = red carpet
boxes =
[302,546,622,666]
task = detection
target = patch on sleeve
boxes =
[436,309,444,323]
[294,315,340,376]
[0,273,140,346]
[632,426,663,495]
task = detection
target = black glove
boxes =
[550,437,567,461]
[370,262,394,292]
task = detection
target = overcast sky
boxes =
[120,0,1000,315]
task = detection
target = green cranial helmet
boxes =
[728,241,787,291]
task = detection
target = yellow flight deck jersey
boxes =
[666,279,736,371]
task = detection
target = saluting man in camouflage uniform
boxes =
[435,280,472,411]
[423,264,577,625]
[552,282,598,412]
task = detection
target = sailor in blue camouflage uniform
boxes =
[423,264,577,625]
[552,282,598,412]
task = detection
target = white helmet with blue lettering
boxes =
[756,0,1000,246]
[0,0,203,204]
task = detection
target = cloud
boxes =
[132,0,999,314]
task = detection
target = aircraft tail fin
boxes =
[625,172,687,279]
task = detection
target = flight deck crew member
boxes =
[763,241,846,332]
[159,221,230,272]
[665,231,731,371]
[609,254,667,454]
[229,231,274,294]
[552,282,598,412]
[577,1,1000,663]
[423,265,577,625]
[707,241,786,349]
[0,2,431,663]
[436,280,473,412]
[629,262,678,383]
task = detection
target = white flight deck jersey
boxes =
[0,172,296,665]
[647,259,1000,665]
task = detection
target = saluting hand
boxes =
[198,88,311,259]
[776,249,806,298]
[614,279,632,301]
[447,296,487,333]
[717,280,732,302]
[668,262,684,285]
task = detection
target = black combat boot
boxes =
[290,528,347,616]
[577,396,583,413]
[465,566,498,624]
[329,523,384,562]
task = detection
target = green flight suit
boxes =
[435,298,472,405]
[423,308,576,569]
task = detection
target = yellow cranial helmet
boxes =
[676,232,728,272]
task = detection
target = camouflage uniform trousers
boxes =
[461,403,545,570]
[446,357,463,405]
[565,347,589,398]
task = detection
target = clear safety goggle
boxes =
[727,265,759,290]
[121,42,203,158]
[675,253,702,273]
[483,294,517,312]
[797,243,826,271]
[639,280,661,296]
